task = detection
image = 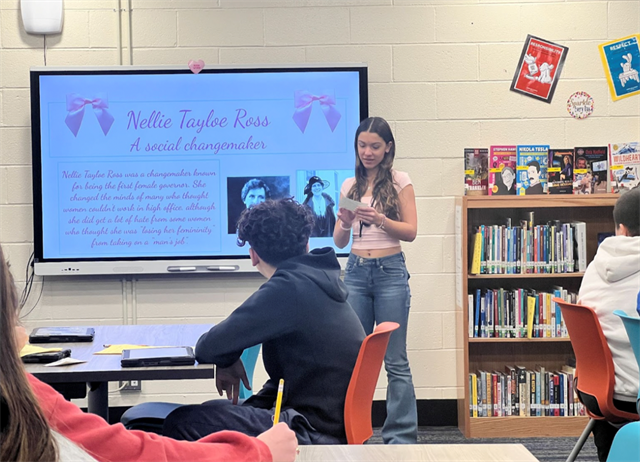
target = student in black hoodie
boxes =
[163,198,366,445]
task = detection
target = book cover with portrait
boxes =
[573,146,608,195]
[464,148,489,195]
[608,142,640,193]
[488,146,517,196]
[547,148,574,194]
[516,145,549,195]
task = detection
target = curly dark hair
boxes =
[236,198,314,266]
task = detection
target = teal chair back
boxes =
[613,310,640,412]
[606,421,640,462]
[239,343,261,400]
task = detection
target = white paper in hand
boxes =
[339,196,367,212]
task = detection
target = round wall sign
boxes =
[567,91,594,119]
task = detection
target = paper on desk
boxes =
[45,357,87,367]
[94,344,173,355]
[339,196,367,212]
[19,345,62,357]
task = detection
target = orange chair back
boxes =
[344,321,399,445]
[554,298,639,423]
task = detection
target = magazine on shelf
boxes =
[464,148,489,195]
[488,146,517,195]
[547,148,574,194]
[516,145,549,195]
[609,142,640,193]
[573,146,608,194]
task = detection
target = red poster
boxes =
[511,35,568,103]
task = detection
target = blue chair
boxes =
[121,344,262,433]
[238,343,261,400]
[606,421,640,462]
[613,310,640,414]
[607,310,640,462]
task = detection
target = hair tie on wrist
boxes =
[378,215,386,230]
[340,221,352,231]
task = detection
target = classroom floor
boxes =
[369,426,599,462]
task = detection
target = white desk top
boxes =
[297,444,538,462]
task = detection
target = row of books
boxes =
[469,218,587,275]
[468,287,577,339]
[464,142,640,196]
[469,365,586,418]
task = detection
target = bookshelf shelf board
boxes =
[468,416,589,438]
[469,273,585,279]
[465,194,618,209]
[468,337,572,343]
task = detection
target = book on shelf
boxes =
[571,221,587,272]
[465,148,489,195]
[573,146,608,194]
[517,366,527,417]
[504,365,517,415]
[469,372,478,417]
[469,364,582,418]
[471,218,581,275]
[470,229,482,274]
[488,146,517,195]
[547,148,574,194]
[516,145,549,195]
[609,142,640,193]
[468,287,576,338]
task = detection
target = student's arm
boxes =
[27,373,273,462]
[354,184,418,242]
[195,275,301,367]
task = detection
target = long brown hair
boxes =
[0,245,58,462]
[347,117,400,221]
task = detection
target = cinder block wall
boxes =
[1,0,638,408]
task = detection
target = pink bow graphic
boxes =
[292,90,341,133]
[65,93,115,137]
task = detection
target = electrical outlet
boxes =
[119,380,141,392]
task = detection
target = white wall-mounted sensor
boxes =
[21,0,63,35]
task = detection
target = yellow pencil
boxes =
[273,378,284,425]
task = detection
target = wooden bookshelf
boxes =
[455,194,618,438]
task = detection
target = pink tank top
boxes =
[340,170,412,250]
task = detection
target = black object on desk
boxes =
[22,348,72,364]
[121,346,196,367]
[29,327,95,343]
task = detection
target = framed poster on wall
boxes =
[599,34,640,102]
[510,35,568,103]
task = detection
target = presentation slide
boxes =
[36,69,363,260]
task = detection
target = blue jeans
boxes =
[344,252,418,444]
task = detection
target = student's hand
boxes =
[257,423,298,462]
[216,359,250,405]
[355,206,383,227]
[15,325,28,351]
[337,208,356,228]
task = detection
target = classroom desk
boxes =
[297,444,539,462]
[24,324,214,421]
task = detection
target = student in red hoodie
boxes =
[0,244,297,462]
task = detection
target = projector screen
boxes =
[30,65,368,275]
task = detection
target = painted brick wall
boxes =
[1,0,638,407]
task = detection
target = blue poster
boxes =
[599,34,640,101]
